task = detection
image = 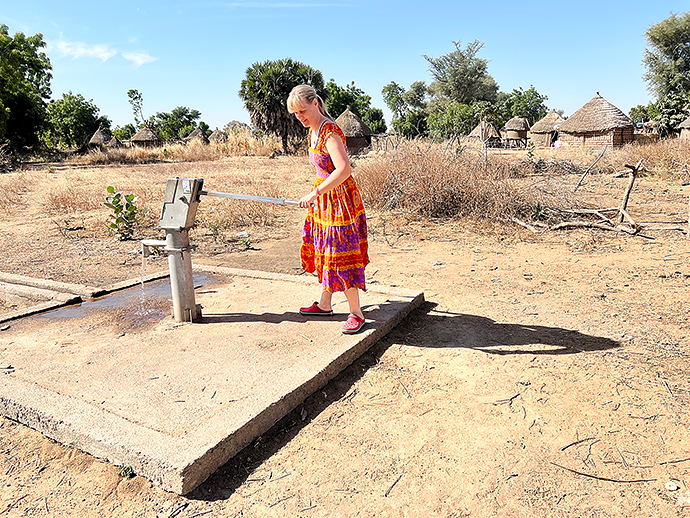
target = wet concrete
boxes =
[0,265,423,494]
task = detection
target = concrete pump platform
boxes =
[0,265,424,494]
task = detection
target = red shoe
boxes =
[299,302,333,316]
[341,313,365,334]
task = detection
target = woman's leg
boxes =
[343,287,363,319]
[318,290,333,311]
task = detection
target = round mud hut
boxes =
[88,126,111,146]
[185,128,209,145]
[557,93,634,150]
[676,115,690,140]
[208,129,227,144]
[106,136,123,148]
[502,116,530,147]
[530,110,565,147]
[469,121,502,147]
[335,108,373,154]
[130,127,163,148]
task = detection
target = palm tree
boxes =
[239,58,325,154]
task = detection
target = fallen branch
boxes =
[574,145,607,191]
[550,462,656,483]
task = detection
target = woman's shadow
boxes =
[186,299,619,502]
[386,301,620,355]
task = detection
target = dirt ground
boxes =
[1,156,690,517]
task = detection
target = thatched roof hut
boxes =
[185,128,209,145]
[557,93,634,150]
[677,114,690,140]
[503,116,530,146]
[530,110,565,147]
[106,136,123,148]
[130,126,163,147]
[208,129,227,144]
[469,121,502,147]
[88,126,111,146]
[335,108,373,154]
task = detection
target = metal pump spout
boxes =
[141,178,204,323]
[142,177,300,323]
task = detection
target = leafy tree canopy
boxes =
[643,11,690,98]
[0,24,52,150]
[629,103,659,124]
[239,58,324,153]
[654,91,690,137]
[152,106,202,141]
[127,89,146,127]
[382,81,429,138]
[501,86,549,126]
[112,123,136,141]
[42,91,111,149]
[324,79,386,133]
[424,39,499,105]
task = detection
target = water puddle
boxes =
[37,273,216,322]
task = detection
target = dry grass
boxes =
[5,137,689,243]
[72,128,282,166]
[355,139,562,223]
[0,171,32,213]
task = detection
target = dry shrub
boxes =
[600,139,690,181]
[355,140,558,222]
[0,172,32,213]
[75,129,281,166]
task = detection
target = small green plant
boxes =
[117,465,136,479]
[526,142,535,158]
[241,237,252,250]
[105,185,139,240]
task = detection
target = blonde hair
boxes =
[287,84,332,119]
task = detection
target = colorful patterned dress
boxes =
[301,121,369,292]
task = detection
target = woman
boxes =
[287,84,369,334]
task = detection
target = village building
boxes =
[106,136,123,148]
[184,128,209,145]
[557,93,634,150]
[335,108,373,154]
[208,129,227,144]
[502,116,530,147]
[88,126,111,146]
[529,110,565,147]
[676,115,690,140]
[468,121,502,147]
[130,127,163,148]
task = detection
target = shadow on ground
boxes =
[187,300,619,501]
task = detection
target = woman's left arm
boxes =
[298,133,351,207]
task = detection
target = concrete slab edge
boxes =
[175,291,426,494]
[0,377,189,492]
[0,272,101,298]
[0,296,82,325]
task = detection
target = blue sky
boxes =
[2,1,688,131]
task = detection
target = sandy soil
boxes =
[1,156,690,517]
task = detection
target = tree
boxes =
[239,58,325,153]
[382,81,429,138]
[324,79,386,133]
[428,101,474,141]
[127,89,146,127]
[151,106,202,141]
[42,92,111,149]
[629,103,659,124]
[654,91,690,137]
[112,124,136,141]
[0,24,52,150]
[643,12,690,98]
[424,40,499,105]
[502,86,549,126]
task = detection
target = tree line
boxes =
[2,11,689,155]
